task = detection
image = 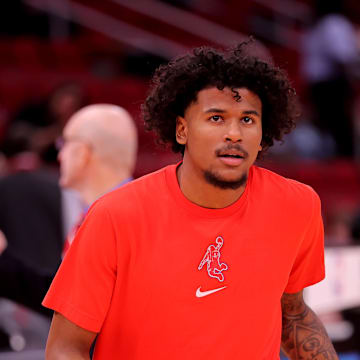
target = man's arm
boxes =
[46,312,97,360]
[281,290,338,360]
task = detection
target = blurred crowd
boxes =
[0,0,359,357]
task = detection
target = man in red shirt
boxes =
[43,43,338,359]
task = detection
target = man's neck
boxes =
[80,171,132,205]
[176,162,247,209]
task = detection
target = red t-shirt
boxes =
[43,164,325,359]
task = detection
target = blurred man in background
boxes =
[0,103,138,316]
[57,103,137,210]
[57,103,137,253]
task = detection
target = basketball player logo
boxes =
[198,236,228,282]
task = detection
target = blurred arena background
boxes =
[0,0,360,359]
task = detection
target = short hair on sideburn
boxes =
[142,40,299,156]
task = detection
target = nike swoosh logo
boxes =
[196,286,227,298]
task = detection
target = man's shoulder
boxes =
[253,166,319,203]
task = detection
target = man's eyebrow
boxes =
[243,110,261,117]
[204,108,261,117]
[204,108,226,113]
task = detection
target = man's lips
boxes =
[216,145,248,158]
[216,145,248,166]
[218,153,244,158]
[218,155,244,166]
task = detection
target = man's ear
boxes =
[78,142,92,168]
[176,116,188,145]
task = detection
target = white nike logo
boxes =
[196,286,227,298]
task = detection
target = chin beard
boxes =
[203,170,248,190]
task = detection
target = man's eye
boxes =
[210,115,223,122]
[242,116,253,124]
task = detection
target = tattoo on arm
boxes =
[281,291,338,360]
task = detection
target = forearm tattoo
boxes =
[281,292,338,360]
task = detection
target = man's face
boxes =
[176,87,262,189]
[58,122,88,189]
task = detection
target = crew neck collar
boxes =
[165,162,252,219]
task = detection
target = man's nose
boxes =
[224,120,242,142]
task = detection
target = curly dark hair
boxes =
[142,41,299,155]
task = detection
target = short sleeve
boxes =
[42,200,117,332]
[285,190,325,293]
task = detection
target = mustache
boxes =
[215,144,249,158]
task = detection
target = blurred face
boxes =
[176,87,262,189]
[57,122,89,189]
